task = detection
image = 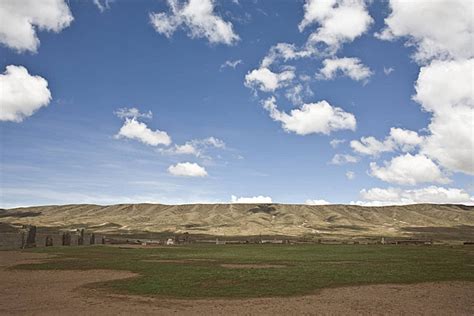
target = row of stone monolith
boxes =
[19,226,103,248]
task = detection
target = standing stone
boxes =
[25,226,37,248]
[78,229,84,245]
[62,232,71,246]
[20,229,26,249]
[182,232,190,244]
[45,235,53,247]
[90,233,95,245]
[101,236,106,244]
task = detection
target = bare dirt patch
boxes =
[220,263,286,269]
[0,251,473,315]
[0,251,53,268]
[142,259,216,263]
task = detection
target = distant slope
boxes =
[1,204,473,239]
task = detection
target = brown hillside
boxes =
[1,204,473,240]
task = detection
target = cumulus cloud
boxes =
[115,118,171,146]
[262,96,356,135]
[414,59,474,175]
[0,0,73,53]
[351,128,423,156]
[231,195,272,203]
[299,0,373,52]
[160,136,225,157]
[351,136,392,156]
[149,0,239,45]
[259,0,373,68]
[330,154,358,165]
[317,57,373,82]
[369,153,450,186]
[244,67,295,93]
[389,128,424,152]
[368,1,473,179]
[168,162,208,177]
[305,199,331,205]
[0,65,52,122]
[376,0,473,63]
[220,59,242,70]
[354,186,473,206]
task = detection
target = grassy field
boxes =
[13,244,474,298]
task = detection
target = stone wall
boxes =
[0,228,105,250]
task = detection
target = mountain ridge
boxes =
[1,203,473,240]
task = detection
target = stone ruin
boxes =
[21,225,37,249]
[77,229,85,245]
[45,235,53,247]
[62,232,71,246]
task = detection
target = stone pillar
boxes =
[25,226,37,248]
[20,230,26,249]
[62,232,71,246]
[45,235,53,247]
[78,229,84,246]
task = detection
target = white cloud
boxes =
[257,1,373,69]
[262,96,356,135]
[170,143,198,155]
[168,162,208,177]
[220,59,242,70]
[305,199,331,205]
[93,0,114,12]
[369,153,450,186]
[231,195,272,203]
[0,0,73,53]
[389,128,424,152]
[383,67,394,75]
[351,136,392,156]
[330,138,345,148]
[160,136,225,157]
[346,171,355,180]
[355,186,473,206]
[376,0,473,63]
[149,0,239,45]
[414,59,474,175]
[244,67,295,93]
[351,128,423,156]
[114,107,153,120]
[115,118,171,146]
[299,0,373,52]
[286,82,314,106]
[317,57,373,82]
[0,65,51,122]
[261,43,314,68]
[373,1,473,177]
[204,136,225,148]
[330,154,358,165]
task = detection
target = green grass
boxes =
[14,244,474,298]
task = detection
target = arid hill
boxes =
[1,204,473,240]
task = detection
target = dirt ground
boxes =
[0,251,473,315]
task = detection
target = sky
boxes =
[0,0,473,208]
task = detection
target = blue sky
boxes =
[0,0,473,207]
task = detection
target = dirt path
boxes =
[0,251,473,315]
